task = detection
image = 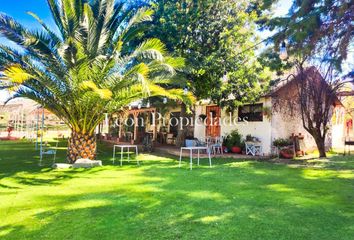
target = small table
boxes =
[179,147,212,170]
[113,145,139,166]
[245,141,263,156]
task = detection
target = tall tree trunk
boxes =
[67,130,96,163]
[176,104,187,147]
[314,136,326,158]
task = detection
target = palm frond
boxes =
[2,65,33,84]
[134,38,167,61]
[27,11,62,43]
[0,1,193,135]
[0,13,26,45]
[46,0,66,37]
[80,80,113,100]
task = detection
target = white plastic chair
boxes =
[211,137,223,155]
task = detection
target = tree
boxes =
[281,64,341,158]
[145,0,271,145]
[0,0,194,163]
[264,0,353,68]
[148,0,271,101]
[262,0,353,157]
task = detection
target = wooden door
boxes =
[206,106,221,137]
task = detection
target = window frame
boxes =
[238,103,264,122]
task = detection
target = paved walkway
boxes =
[154,145,267,159]
[101,139,267,159]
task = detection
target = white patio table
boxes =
[113,145,139,166]
[179,146,212,170]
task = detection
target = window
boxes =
[238,103,263,122]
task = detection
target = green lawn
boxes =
[0,140,353,240]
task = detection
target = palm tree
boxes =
[0,0,194,163]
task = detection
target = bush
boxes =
[273,138,292,148]
[245,134,253,141]
[224,130,244,149]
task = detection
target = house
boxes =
[108,68,345,155]
[194,68,345,155]
[337,84,354,144]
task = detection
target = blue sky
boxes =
[0,0,291,26]
[0,0,55,30]
[0,0,57,52]
[0,0,292,103]
[0,0,53,26]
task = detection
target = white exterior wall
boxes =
[194,94,344,155]
[331,124,345,149]
[193,97,273,155]
[194,105,206,139]
[270,101,317,151]
[193,97,344,154]
[271,102,346,152]
[331,106,346,149]
[270,103,344,152]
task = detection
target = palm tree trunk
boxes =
[67,130,96,163]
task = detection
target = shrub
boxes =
[273,138,292,148]
[245,134,253,141]
[224,130,244,149]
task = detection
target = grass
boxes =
[0,140,353,240]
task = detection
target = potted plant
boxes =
[224,130,244,153]
[279,148,295,159]
[273,138,294,159]
[273,138,292,148]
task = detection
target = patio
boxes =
[101,137,267,160]
[154,145,267,159]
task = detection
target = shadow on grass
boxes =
[1,161,353,239]
[0,140,353,239]
[0,140,114,187]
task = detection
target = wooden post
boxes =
[153,110,157,141]
[118,117,122,141]
[133,112,138,143]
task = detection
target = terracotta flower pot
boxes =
[280,149,294,159]
[231,146,242,153]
